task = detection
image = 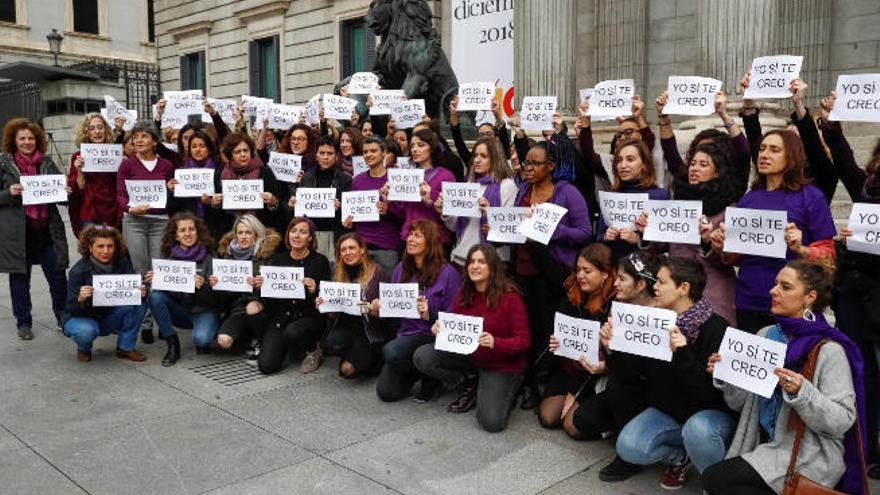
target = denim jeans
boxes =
[9,241,67,328]
[122,214,165,275]
[63,304,147,353]
[148,290,220,348]
[616,407,736,473]
[376,333,434,402]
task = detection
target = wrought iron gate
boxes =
[66,58,160,119]
[0,81,43,126]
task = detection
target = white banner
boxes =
[318,281,362,316]
[390,99,426,129]
[21,174,67,205]
[173,168,215,198]
[643,200,702,245]
[259,266,305,299]
[486,206,528,243]
[378,283,420,319]
[151,259,196,293]
[295,187,337,218]
[370,90,406,116]
[222,180,264,210]
[211,259,253,293]
[323,94,359,120]
[553,312,601,365]
[435,312,483,355]
[457,82,496,112]
[517,202,568,245]
[609,301,676,362]
[588,79,635,117]
[714,327,787,398]
[847,202,880,256]
[342,190,380,223]
[520,96,557,131]
[442,182,481,218]
[828,74,880,123]
[267,152,302,183]
[598,191,649,230]
[664,76,723,116]
[80,143,124,173]
[743,55,803,99]
[348,72,380,95]
[387,168,424,202]
[125,180,166,209]
[92,274,142,307]
[723,207,788,259]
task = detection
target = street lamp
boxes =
[46,29,64,67]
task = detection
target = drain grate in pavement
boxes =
[189,359,267,386]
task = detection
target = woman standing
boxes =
[0,118,69,339]
[68,113,125,237]
[167,128,223,238]
[337,127,364,176]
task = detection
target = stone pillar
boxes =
[593,0,648,92]
[776,0,833,107]
[514,0,577,112]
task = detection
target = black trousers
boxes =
[324,322,382,377]
[218,310,268,346]
[257,316,325,375]
[576,375,645,437]
[516,275,559,387]
[702,457,775,495]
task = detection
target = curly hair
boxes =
[221,132,256,161]
[78,224,127,258]
[159,213,214,257]
[74,113,116,146]
[2,118,47,154]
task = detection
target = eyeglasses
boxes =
[290,136,307,143]
[523,160,550,169]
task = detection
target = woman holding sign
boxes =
[273,124,318,173]
[703,261,868,495]
[68,113,125,237]
[0,117,70,340]
[337,128,363,176]
[167,128,223,231]
[350,137,401,273]
[62,225,147,362]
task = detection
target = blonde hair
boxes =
[74,113,116,146]
[230,215,267,255]
[333,233,378,286]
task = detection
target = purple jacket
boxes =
[391,262,461,337]
[351,170,401,251]
[392,167,456,244]
[515,180,592,268]
[116,155,175,215]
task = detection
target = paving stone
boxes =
[0,447,88,495]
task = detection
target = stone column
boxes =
[514,0,577,112]
[593,0,648,92]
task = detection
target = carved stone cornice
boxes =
[168,21,214,41]
[233,0,292,24]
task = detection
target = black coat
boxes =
[62,255,138,325]
[209,166,286,238]
[261,250,330,331]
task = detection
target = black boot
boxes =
[161,334,180,367]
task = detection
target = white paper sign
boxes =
[828,74,880,123]
[486,206,529,243]
[553,312,601,365]
[598,191,649,230]
[743,55,803,99]
[609,301,676,362]
[395,157,413,169]
[164,143,179,153]
[847,203,880,255]
[643,200,702,245]
[212,259,253,293]
[242,95,274,117]
[126,180,166,209]
[390,99,426,129]
[80,144,124,173]
[378,283,420,318]
[588,79,635,117]
[318,281,362,316]
[342,190,380,222]
[664,76,724,116]
[259,266,305,299]
[442,182,481,218]
[351,156,369,177]
[102,107,137,131]
[92,274,142,307]
[304,94,321,126]
[173,168,215,198]
[348,72,380,95]
[295,187,336,218]
[222,180,264,210]
[160,114,188,130]
[578,88,615,122]
[387,168,424,202]
[323,94,359,120]
[20,174,66,206]
[520,96,557,131]
[517,202,568,245]
[435,312,483,355]
[714,327,787,398]
[163,90,203,117]
[723,207,788,259]
[151,259,196,293]
[267,152,302,183]
[457,82,496,112]
[260,104,303,130]
[203,98,238,125]
[370,90,406,116]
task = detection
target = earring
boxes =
[803,306,816,322]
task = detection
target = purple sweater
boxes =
[116,155,175,215]
[351,170,401,251]
[391,262,461,337]
[735,184,836,312]
[392,166,456,244]
[514,180,593,268]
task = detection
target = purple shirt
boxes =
[514,180,593,268]
[393,167,456,244]
[735,184,837,312]
[351,170,400,251]
[391,262,461,337]
[116,155,175,215]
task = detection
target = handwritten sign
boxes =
[395,157,413,169]
[80,144,124,173]
[202,98,237,125]
[442,182,481,218]
[387,168,424,202]
[164,143,179,153]
[242,95,273,117]
[828,74,880,123]
[259,266,304,299]
[743,55,803,99]
[723,207,787,259]
[486,206,528,243]
[457,82,495,111]
[163,90,203,118]
[578,88,615,122]
[598,191,649,230]
[664,76,723,116]
[847,202,880,255]
[378,283,420,318]
[126,180,166,209]
[370,90,406,116]
[435,312,483,355]
[151,259,196,293]
[161,114,188,130]
[348,72,380,95]
[92,274,142,307]
[588,79,635,117]
[517,202,568,245]
[174,168,214,198]
[267,152,302,183]
[713,327,787,398]
[211,259,253,293]
[20,174,66,206]
[259,104,303,130]
[342,190,380,222]
[323,94,359,120]
[222,180,264,210]
[553,312,601,365]
[520,96,557,131]
[643,200,702,245]
[390,99,425,129]
[318,281,362,316]
[101,107,137,131]
[351,156,369,177]
[609,301,676,362]
[104,95,134,123]
[295,187,336,218]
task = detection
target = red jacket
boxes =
[454,290,530,374]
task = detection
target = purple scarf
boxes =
[184,156,216,219]
[675,298,713,344]
[455,175,501,243]
[170,243,207,263]
[13,151,50,229]
[777,314,868,495]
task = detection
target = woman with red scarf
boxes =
[0,118,70,340]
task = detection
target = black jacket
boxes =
[209,166,286,238]
[288,166,352,238]
[261,250,331,331]
[63,255,139,325]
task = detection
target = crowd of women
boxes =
[0,72,877,493]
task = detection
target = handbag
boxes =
[782,339,869,495]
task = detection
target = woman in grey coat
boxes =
[0,118,69,340]
[702,260,868,494]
